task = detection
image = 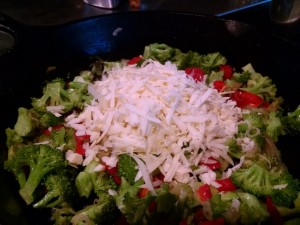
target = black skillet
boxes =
[0,11,300,225]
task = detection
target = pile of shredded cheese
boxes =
[65,60,247,192]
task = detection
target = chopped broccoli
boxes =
[277,192,300,220]
[240,64,277,102]
[238,112,266,148]
[51,202,76,225]
[94,172,118,198]
[226,138,243,159]
[232,70,251,84]
[143,43,177,64]
[231,162,273,197]
[271,173,300,208]
[210,191,270,225]
[237,192,270,225]
[14,107,39,137]
[117,154,138,185]
[75,161,99,198]
[207,70,224,84]
[5,128,23,148]
[284,105,300,134]
[231,158,300,208]
[75,161,117,198]
[4,144,67,204]
[71,195,118,225]
[114,178,149,225]
[265,111,285,142]
[38,111,63,128]
[31,75,92,114]
[33,171,77,208]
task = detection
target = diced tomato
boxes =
[185,67,205,82]
[127,56,142,65]
[197,184,212,202]
[200,157,221,170]
[201,218,225,225]
[213,80,225,92]
[106,166,122,185]
[215,178,237,192]
[75,134,90,156]
[266,196,283,225]
[230,89,264,108]
[220,64,233,80]
[138,188,149,198]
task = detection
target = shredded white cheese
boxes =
[65,60,243,189]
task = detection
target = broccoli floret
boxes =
[114,178,149,225]
[265,111,285,142]
[240,64,277,102]
[33,171,77,208]
[231,158,300,208]
[232,70,251,84]
[38,111,63,128]
[75,161,100,198]
[117,154,138,185]
[277,192,300,220]
[231,162,273,197]
[94,172,118,198]
[143,43,177,64]
[75,161,117,199]
[31,78,73,113]
[14,107,39,137]
[271,173,300,208]
[31,75,92,114]
[207,70,224,84]
[185,51,226,74]
[226,138,243,159]
[51,202,76,225]
[71,195,118,225]
[238,112,266,148]
[4,144,67,204]
[210,191,270,225]
[284,105,300,134]
[237,192,270,225]
[5,128,23,148]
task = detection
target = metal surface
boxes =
[270,0,300,23]
[83,0,120,9]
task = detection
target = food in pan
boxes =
[4,43,300,225]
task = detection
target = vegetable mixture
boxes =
[4,43,300,225]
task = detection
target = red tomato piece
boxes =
[127,56,142,65]
[185,67,205,82]
[215,178,237,192]
[138,188,149,198]
[75,134,90,156]
[231,89,264,108]
[197,184,212,202]
[266,196,283,225]
[220,64,233,80]
[213,80,225,92]
[200,157,221,170]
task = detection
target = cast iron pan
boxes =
[0,11,300,225]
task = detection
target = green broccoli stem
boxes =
[19,166,53,205]
[33,189,61,208]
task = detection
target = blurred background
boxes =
[0,0,299,47]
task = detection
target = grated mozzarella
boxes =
[65,60,243,189]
